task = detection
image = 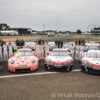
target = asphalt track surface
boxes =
[0,71,100,100]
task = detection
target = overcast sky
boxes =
[0,0,100,31]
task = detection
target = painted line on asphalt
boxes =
[72,69,81,72]
[0,72,58,79]
[0,69,81,79]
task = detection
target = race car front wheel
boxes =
[65,66,72,72]
[81,66,90,73]
[0,65,2,72]
[7,68,13,73]
[81,67,85,73]
[45,65,51,71]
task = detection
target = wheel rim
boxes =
[47,67,50,70]
[85,68,88,72]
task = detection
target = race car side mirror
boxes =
[68,48,70,52]
[32,48,35,51]
[84,49,88,52]
[34,52,37,57]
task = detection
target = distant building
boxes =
[0,30,18,35]
[31,30,36,34]
[91,27,100,34]
[63,31,71,34]
[36,31,47,35]
[9,28,32,35]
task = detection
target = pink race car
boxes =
[8,48,38,72]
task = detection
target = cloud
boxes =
[0,0,100,31]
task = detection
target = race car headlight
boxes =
[31,59,36,63]
[47,59,51,63]
[67,59,71,63]
[84,60,89,64]
[10,60,15,64]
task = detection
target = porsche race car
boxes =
[81,50,100,74]
[45,48,73,71]
[8,48,38,72]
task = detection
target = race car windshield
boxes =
[50,51,67,56]
[86,51,100,58]
[15,51,33,56]
[25,52,33,56]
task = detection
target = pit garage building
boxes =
[9,28,32,35]
[0,30,18,36]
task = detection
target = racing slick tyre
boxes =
[45,65,51,71]
[65,66,72,72]
[7,68,13,73]
[0,65,2,72]
[34,67,39,72]
[81,67,85,73]
[81,66,90,74]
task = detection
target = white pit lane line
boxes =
[0,69,81,79]
[73,69,81,72]
[0,72,58,79]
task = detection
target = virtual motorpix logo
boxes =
[51,92,100,98]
